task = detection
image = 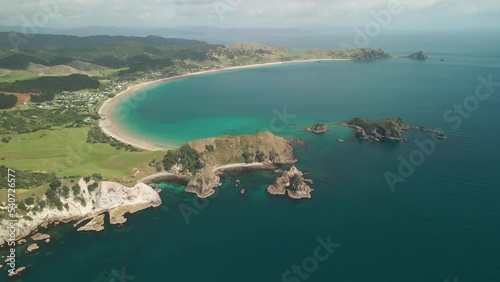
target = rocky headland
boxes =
[159,131,311,199]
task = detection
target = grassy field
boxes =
[0,70,39,83]
[88,67,129,77]
[0,127,165,181]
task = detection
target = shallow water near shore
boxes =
[5,47,500,281]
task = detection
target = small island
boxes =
[407,51,429,60]
[267,166,314,199]
[346,117,448,142]
[305,123,330,134]
[347,117,410,142]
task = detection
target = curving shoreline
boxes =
[98,59,349,151]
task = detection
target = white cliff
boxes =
[0,179,161,246]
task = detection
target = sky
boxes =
[0,0,498,31]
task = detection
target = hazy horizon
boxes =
[1,0,498,32]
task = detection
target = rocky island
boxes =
[305,123,330,134]
[346,117,448,142]
[347,117,410,142]
[267,166,314,199]
[415,126,448,140]
[407,51,429,60]
[26,243,40,254]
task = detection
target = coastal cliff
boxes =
[0,179,161,246]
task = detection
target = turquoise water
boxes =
[5,47,500,281]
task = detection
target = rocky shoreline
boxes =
[0,132,315,278]
[150,132,313,200]
[0,179,161,247]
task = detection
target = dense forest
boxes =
[0,74,100,102]
[0,93,17,109]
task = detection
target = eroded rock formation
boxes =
[267,166,313,199]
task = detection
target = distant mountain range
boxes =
[0,26,316,47]
[0,32,207,50]
[0,25,306,37]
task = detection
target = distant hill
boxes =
[0,32,207,50]
[0,40,220,69]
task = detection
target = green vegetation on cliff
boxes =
[191,131,295,168]
[160,132,295,174]
[163,145,204,172]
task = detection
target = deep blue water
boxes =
[4,38,500,282]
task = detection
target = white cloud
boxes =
[0,0,498,29]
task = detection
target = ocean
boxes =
[6,35,500,281]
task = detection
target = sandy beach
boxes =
[98,59,348,151]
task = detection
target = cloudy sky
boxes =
[0,0,498,30]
